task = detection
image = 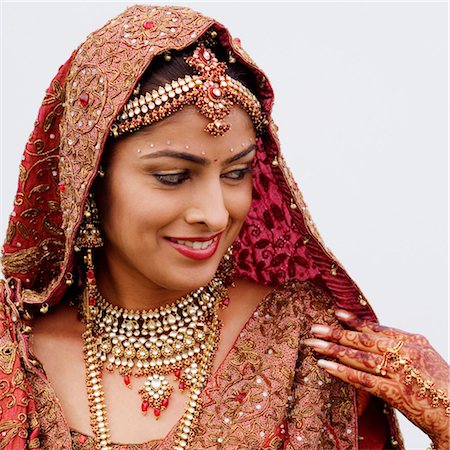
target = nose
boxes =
[184,178,229,232]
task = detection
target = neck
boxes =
[93,248,199,311]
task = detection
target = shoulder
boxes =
[269,279,339,334]
[272,279,335,315]
[31,299,82,342]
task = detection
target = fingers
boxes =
[310,323,398,356]
[316,359,402,403]
[334,309,429,347]
[303,338,385,376]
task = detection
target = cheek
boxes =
[103,177,189,243]
[227,179,253,223]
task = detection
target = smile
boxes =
[165,234,222,260]
[172,237,217,249]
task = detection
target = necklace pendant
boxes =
[138,374,173,419]
[123,374,132,388]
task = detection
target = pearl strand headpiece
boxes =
[110,44,266,138]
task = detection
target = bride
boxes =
[0,4,448,450]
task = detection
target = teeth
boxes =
[173,237,216,250]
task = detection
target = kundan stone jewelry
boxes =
[110,44,266,138]
[80,266,230,450]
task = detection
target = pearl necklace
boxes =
[81,274,228,450]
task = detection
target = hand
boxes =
[302,309,450,449]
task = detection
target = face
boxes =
[95,105,256,296]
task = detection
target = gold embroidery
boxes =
[0,343,16,375]
[0,420,22,450]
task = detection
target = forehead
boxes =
[119,105,256,148]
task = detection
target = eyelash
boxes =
[153,167,253,186]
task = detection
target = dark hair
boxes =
[139,40,257,95]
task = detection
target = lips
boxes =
[164,233,222,260]
[170,237,216,250]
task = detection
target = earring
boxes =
[75,193,103,251]
[75,193,103,320]
[217,244,236,290]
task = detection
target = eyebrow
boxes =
[140,144,257,165]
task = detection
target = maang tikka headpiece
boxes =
[110,44,266,138]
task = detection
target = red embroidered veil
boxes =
[0,5,404,449]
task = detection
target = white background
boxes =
[1,2,448,448]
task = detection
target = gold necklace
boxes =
[81,274,228,450]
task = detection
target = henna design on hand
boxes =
[306,310,450,448]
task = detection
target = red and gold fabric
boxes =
[0,5,404,449]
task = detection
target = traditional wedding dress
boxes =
[0,5,404,449]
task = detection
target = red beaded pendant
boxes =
[141,400,149,415]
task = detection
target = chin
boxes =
[149,261,221,293]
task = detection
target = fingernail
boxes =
[302,338,329,349]
[311,324,330,336]
[317,359,339,370]
[335,309,353,320]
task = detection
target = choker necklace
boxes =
[81,271,229,450]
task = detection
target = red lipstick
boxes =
[165,233,222,260]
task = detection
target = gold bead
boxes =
[290,202,297,210]
[164,53,172,62]
[40,303,49,314]
[358,295,367,306]
[271,158,279,167]
[210,30,217,38]
[133,83,141,96]
[65,275,73,286]
[111,124,119,139]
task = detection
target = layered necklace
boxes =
[81,270,229,450]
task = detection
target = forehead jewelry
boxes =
[110,44,266,138]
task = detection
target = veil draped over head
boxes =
[0,5,403,449]
[1,5,375,317]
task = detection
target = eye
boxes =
[222,167,252,181]
[153,172,189,186]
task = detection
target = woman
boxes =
[0,4,448,450]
